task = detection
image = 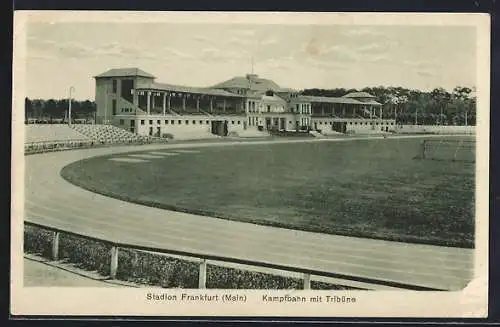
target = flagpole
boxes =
[68,86,75,128]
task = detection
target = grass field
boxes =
[61,137,475,248]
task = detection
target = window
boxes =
[206,121,209,124]
[231,121,235,124]
[185,120,189,125]
[112,100,116,115]
[178,120,182,124]
[350,122,353,125]
[267,105,271,112]
[237,121,241,125]
[330,122,333,125]
[193,120,196,124]
[200,120,203,124]
[171,120,175,125]
[165,120,169,124]
[355,122,358,125]
[141,120,145,125]
[112,80,117,93]
[149,120,153,125]
[119,119,124,125]
[296,104,299,113]
[157,120,161,125]
[289,121,292,124]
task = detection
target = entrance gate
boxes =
[211,120,229,136]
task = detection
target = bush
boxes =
[23,225,360,289]
[24,226,53,258]
[58,234,112,275]
[162,133,174,140]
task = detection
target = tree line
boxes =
[25,98,96,122]
[301,86,476,125]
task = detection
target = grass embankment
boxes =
[24,225,359,290]
[61,138,475,248]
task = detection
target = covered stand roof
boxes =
[299,95,374,105]
[135,82,245,98]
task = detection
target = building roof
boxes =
[212,74,282,92]
[299,95,365,105]
[261,94,287,103]
[363,99,383,106]
[94,68,155,79]
[136,82,245,98]
[342,91,376,99]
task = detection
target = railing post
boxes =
[198,259,207,289]
[132,251,139,268]
[303,273,311,290]
[51,231,60,261]
[110,246,119,279]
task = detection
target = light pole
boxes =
[68,86,75,127]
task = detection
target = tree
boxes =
[25,98,33,119]
[431,88,451,125]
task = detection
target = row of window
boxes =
[295,103,311,115]
[315,121,396,126]
[133,119,243,126]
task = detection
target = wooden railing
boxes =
[24,221,441,291]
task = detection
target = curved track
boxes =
[24,137,474,291]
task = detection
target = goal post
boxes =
[414,138,476,163]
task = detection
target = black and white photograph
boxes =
[11,11,489,317]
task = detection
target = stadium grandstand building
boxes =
[94,68,396,137]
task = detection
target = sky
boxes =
[24,22,477,101]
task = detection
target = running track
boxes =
[23,136,474,291]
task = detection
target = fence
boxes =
[24,138,168,155]
[24,221,441,291]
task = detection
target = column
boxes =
[223,99,226,113]
[322,104,325,116]
[162,93,166,116]
[196,97,200,112]
[151,93,155,110]
[353,106,356,117]
[210,98,213,112]
[146,91,151,115]
[182,94,186,110]
[167,94,171,112]
[132,89,138,106]
[380,106,383,119]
